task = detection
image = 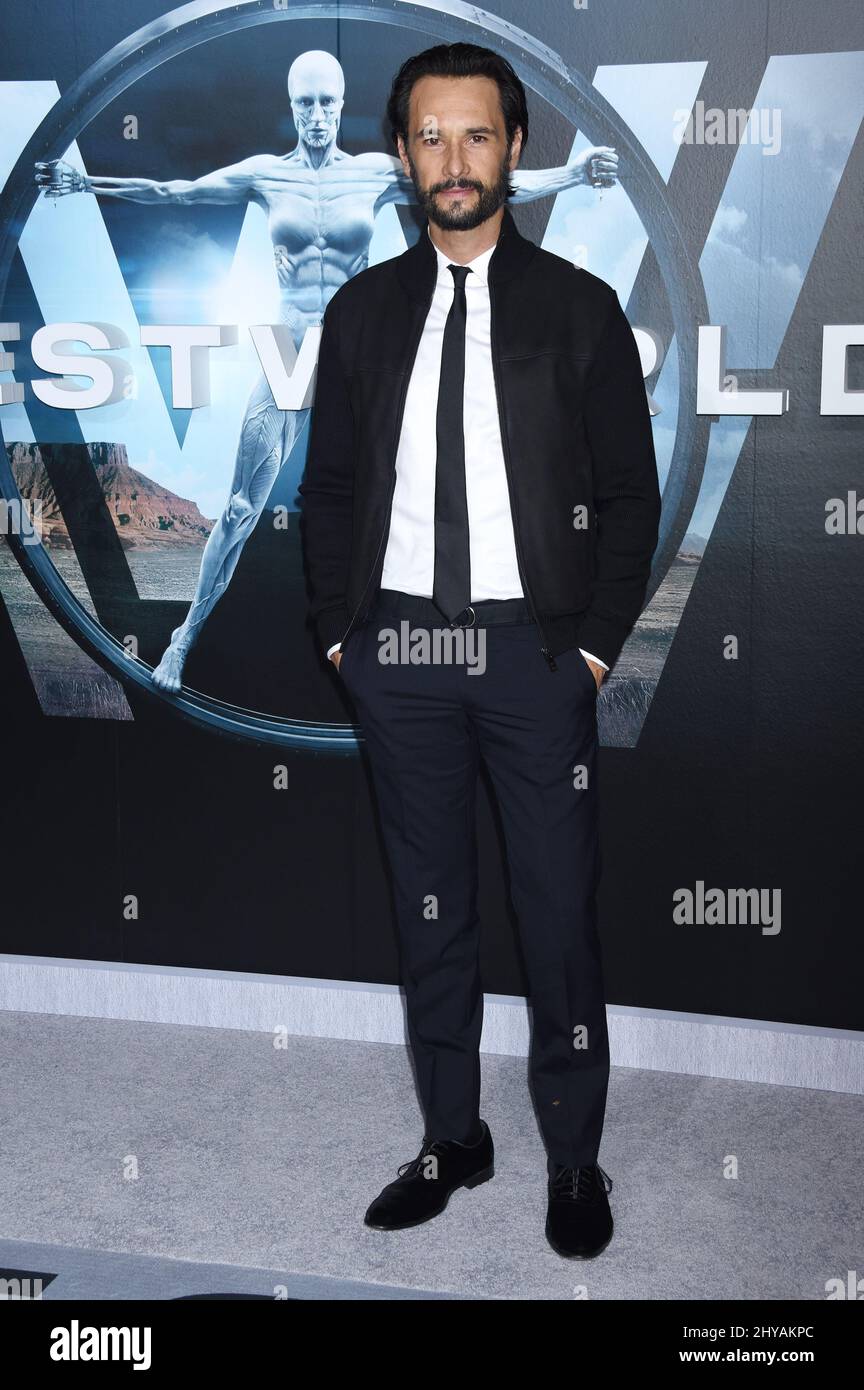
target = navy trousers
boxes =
[339,589,610,1170]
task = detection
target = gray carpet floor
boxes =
[0,1009,860,1300]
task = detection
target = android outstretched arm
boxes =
[35,155,264,205]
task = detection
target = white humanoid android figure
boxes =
[37,49,617,691]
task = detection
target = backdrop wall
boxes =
[1,1,862,1050]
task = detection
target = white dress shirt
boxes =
[327,225,608,672]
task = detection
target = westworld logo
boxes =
[0,0,709,751]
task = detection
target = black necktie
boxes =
[433,263,472,624]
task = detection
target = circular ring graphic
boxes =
[0,0,710,750]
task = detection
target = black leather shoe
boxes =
[545,1162,614,1258]
[364,1120,494,1230]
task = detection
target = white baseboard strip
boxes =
[1,954,862,1094]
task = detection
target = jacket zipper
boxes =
[336,302,431,650]
[487,282,558,672]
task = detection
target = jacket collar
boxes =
[396,204,537,303]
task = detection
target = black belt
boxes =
[372,588,534,628]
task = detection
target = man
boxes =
[298,42,660,1259]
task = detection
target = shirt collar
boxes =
[427,223,497,287]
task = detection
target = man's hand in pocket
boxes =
[584,656,605,690]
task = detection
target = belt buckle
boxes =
[450,604,476,628]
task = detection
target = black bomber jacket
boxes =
[297,204,661,672]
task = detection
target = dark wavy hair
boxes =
[385,43,529,154]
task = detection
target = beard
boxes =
[407,147,515,231]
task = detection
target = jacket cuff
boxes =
[575,611,633,671]
[315,603,352,655]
